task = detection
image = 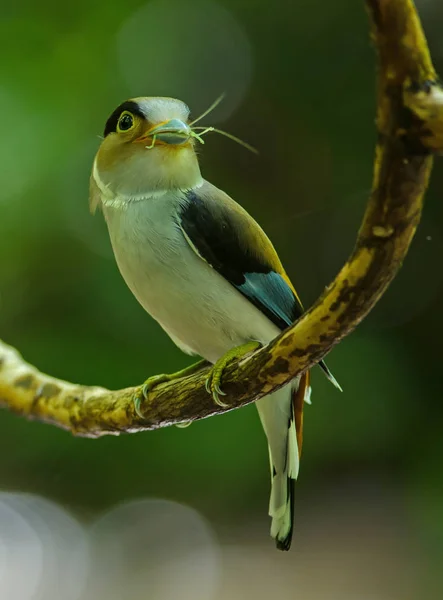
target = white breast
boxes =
[103,193,280,364]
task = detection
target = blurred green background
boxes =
[1,0,443,598]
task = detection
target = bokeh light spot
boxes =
[116,0,253,122]
[87,498,221,600]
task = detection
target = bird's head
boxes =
[91,95,256,211]
[92,97,202,206]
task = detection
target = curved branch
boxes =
[0,0,441,437]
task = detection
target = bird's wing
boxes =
[177,181,304,330]
[177,181,341,390]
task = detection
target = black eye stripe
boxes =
[103,101,145,137]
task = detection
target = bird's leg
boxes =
[205,341,262,408]
[134,358,210,418]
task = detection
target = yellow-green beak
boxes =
[143,119,191,145]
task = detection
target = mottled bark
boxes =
[0,0,441,437]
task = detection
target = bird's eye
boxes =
[117,111,134,132]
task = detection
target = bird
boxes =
[90,96,341,550]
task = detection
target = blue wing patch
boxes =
[238,272,301,330]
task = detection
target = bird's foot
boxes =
[133,359,209,419]
[133,374,171,418]
[205,341,261,408]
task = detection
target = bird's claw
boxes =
[204,342,261,409]
[133,374,169,419]
[205,368,229,408]
[133,360,210,419]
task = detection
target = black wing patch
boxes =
[179,191,269,284]
[179,191,303,329]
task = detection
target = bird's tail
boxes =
[256,372,310,550]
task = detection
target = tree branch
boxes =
[0,0,441,437]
